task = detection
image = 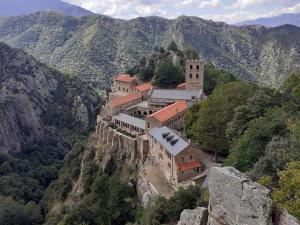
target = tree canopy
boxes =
[184,82,257,156]
[154,61,184,88]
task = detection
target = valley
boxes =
[0,5,299,225]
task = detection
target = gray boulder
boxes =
[177,207,208,225]
[207,167,273,225]
[274,208,300,225]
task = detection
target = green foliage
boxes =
[167,41,179,52]
[138,185,206,225]
[58,171,137,225]
[185,82,257,156]
[272,161,300,220]
[0,196,43,225]
[183,48,199,60]
[225,107,288,171]
[0,145,65,203]
[283,72,300,97]
[204,63,237,95]
[154,61,184,88]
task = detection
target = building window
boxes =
[182,170,184,174]
[118,87,120,90]
[196,73,199,79]
[181,157,184,162]
[190,65,193,69]
[190,155,193,160]
[189,73,192,79]
[196,65,200,70]
[168,162,171,169]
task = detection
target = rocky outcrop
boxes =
[274,208,300,225]
[177,167,299,225]
[207,167,273,225]
[0,42,99,153]
[177,207,208,225]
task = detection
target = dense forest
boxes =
[185,72,300,220]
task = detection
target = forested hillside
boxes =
[0,12,300,90]
[0,42,100,225]
[185,72,300,220]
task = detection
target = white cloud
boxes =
[179,0,221,8]
[64,0,170,18]
[202,2,300,23]
[231,0,299,9]
[63,0,300,23]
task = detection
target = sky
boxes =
[63,0,300,24]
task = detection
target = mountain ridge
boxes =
[0,0,93,17]
[236,12,300,27]
[0,12,299,90]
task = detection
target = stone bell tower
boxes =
[185,60,205,90]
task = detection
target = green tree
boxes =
[154,61,184,88]
[0,197,31,225]
[167,41,179,52]
[185,82,257,158]
[183,48,199,60]
[272,161,300,220]
[283,72,300,97]
[204,63,236,95]
[225,107,288,172]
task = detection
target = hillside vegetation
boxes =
[0,12,300,91]
[185,72,300,220]
[0,42,100,225]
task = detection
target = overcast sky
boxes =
[63,0,300,23]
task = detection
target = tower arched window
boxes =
[190,65,193,69]
[196,73,199,79]
[189,73,192,78]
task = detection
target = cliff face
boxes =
[0,42,99,153]
[177,167,300,225]
[0,13,299,89]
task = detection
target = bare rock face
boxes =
[177,207,208,225]
[274,208,300,225]
[207,167,273,225]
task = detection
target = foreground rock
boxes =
[274,208,300,225]
[177,166,299,225]
[208,167,273,225]
[177,207,208,225]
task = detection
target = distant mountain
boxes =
[0,0,93,16]
[237,13,300,27]
[0,42,99,153]
[0,12,300,89]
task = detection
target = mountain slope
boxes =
[237,13,300,27]
[0,13,300,89]
[0,42,99,153]
[0,0,93,16]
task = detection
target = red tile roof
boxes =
[147,100,188,123]
[134,83,153,92]
[111,93,142,107]
[114,74,136,83]
[178,160,202,172]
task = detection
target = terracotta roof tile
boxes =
[147,100,188,123]
[114,74,136,83]
[134,83,153,92]
[178,160,202,171]
[111,93,142,107]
